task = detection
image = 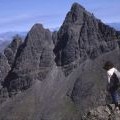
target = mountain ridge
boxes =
[0,31,27,41]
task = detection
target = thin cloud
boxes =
[0,13,61,24]
[0,13,63,32]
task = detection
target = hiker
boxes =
[103,61,120,110]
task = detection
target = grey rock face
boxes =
[52,31,58,45]
[4,35,22,67]
[3,24,54,95]
[82,104,120,120]
[54,3,120,66]
[0,54,10,104]
[0,53,10,83]
[0,36,22,103]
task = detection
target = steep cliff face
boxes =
[54,3,119,67]
[0,35,22,85]
[0,36,22,103]
[4,35,22,67]
[0,54,10,84]
[52,31,58,45]
[3,24,54,96]
[12,24,54,78]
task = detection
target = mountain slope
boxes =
[54,3,119,67]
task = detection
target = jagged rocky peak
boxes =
[4,35,22,67]
[27,23,53,46]
[3,23,54,94]
[22,23,54,68]
[64,2,92,25]
[66,3,85,24]
[54,2,120,67]
[71,2,85,10]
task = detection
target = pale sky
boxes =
[0,0,120,33]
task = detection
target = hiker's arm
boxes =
[106,76,110,92]
[115,69,120,79]
[107,73,110,83]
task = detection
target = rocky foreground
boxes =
[0,2,120,120]
[82,104,120,120]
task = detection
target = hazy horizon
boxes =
[0,0,120,33]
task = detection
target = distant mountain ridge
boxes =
[0,31,27,41]
[108,23,120,31]
[0,41,11,52]
[0,31,27,52]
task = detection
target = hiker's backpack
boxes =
[109,73,120,92]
